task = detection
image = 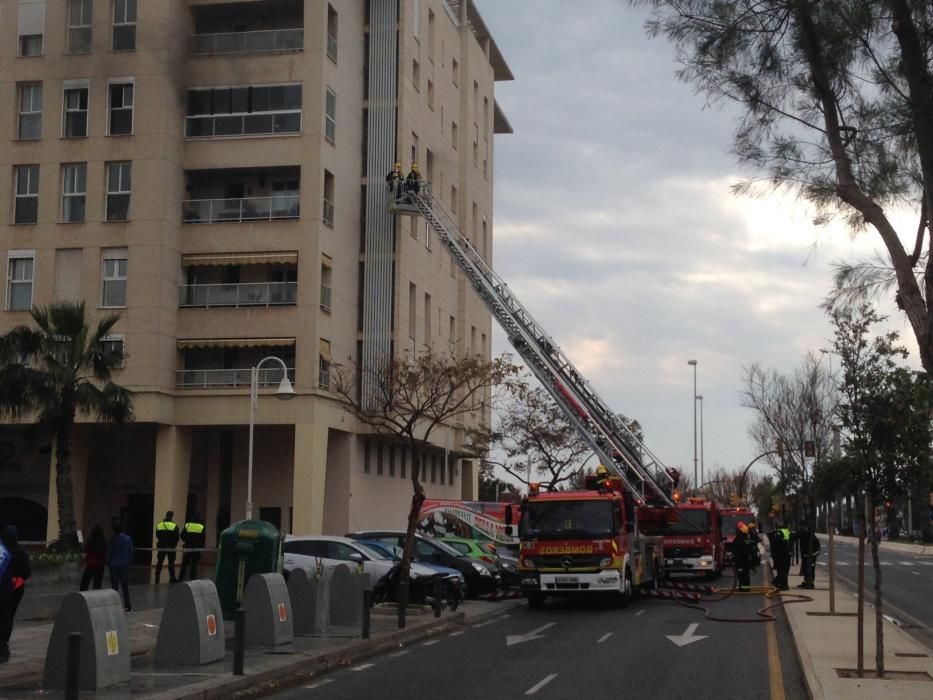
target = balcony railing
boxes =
[182,195,300,224]
[179,282,297,308]
[190,28,304,56]
[186,111,301,138]
[176,367,295,389]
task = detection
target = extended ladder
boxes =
[393,185,676,508]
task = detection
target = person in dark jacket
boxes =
[107,520,134,612]
[0,525,31,663]
[795,524,821,589]
[746,521,761,572]
[154,511,180,584]
[732,522,751,592]
[386,162,402,198]
[405,163,422,196]
[178,513,206,582]
[767,521,791,590]
[80,525,107,591]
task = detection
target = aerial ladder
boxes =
[391,184,677,510]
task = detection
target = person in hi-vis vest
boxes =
[154,511,180,584]
[178,513,206,582]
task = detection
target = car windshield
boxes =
[355,542,391,560]
[423,537,462,556]
[663,508,712,535]
[523,500,614,540]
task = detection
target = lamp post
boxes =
[696,394,704,486]
[687,360,698,489]
[246,355,296,520]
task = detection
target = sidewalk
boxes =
[781,565,933,698]
[827,534,933,556]
[0,586,522,699]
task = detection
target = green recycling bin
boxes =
[215,519,284,619]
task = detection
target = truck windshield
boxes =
[663,509,711,535]
[720,514,746,536]
[523,500,614,540]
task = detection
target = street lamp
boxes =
[687,360,698,488]
[246,355,296,520]
[696,394,704,486]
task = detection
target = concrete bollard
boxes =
[287,566,329,636]
[243,573,293,648]
[65,632,80,700]
[155,580,225,667]
[328,565,370,628]
[44,590,130,691]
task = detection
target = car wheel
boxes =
[618,568,633,608]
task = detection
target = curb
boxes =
[765,559,820,700]
[824,535,932,556]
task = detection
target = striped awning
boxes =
[176,337,296,349]
[181,251,299,267]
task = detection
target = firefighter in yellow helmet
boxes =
[386,162,402,198]
[595,464,611,491]
[406,162,422,196]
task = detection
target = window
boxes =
[61,163,87,223]
[320,256,333,311]
[323,170,335,226]
[424,293,431,342]
[452,57,458,86]
[449,315,456,342]
[319,339,331,388]
[451,121,458,150]
[408,283,416,339]
[185,85,302,138]
[62,84,89,137]
[427,79,434,110]
[101,335,125,367]
[426,149,434,182]
[427,9,435,58]
[112,0,136,51]
[483,97,490,135]
[326,5,338,62]
[68,0,92,53]
[106,162,131,221]
[108,82,134,136]
[364,440,371,473]
[482,217,488,259]
[6,252,34,311]
[101,249,127,307]
[471,326,477,354]
[14,166,40,225]
[411,132,419,166]
[17,84,42,140]
[412,59,420,91]
[18,0,46,56]
[324,88,336,144]
[451,186,457,214]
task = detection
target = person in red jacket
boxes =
[0,525,31,664]
[80,525,107,591]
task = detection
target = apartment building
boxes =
[0,0,513,549]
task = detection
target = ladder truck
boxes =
[392,185,679,604]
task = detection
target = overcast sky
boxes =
[475,1,919,485]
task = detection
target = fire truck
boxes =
[645,497,724,579]
[393,185,682,606]
[507,475,665,607]
[719,506,755,565]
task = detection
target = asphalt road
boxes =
[273,569,807,700]
[818,537,933,648]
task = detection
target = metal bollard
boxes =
[361,589,372,640]
[433,579,443,618]
[233,608,245,676]
[65,632,81,700]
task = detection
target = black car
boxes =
[348,530,500,598]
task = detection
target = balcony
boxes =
[182,195,299,224]
[176,340,294,388]
[179,281,296,308]
[190,28,303,56]
[176,366,295,389]
[182,167,300,224]
[185,84,302,139]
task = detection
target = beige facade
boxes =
[0,0,511,549]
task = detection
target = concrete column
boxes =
[292,425,329,535]
[153,425,192,569]
[45,429,89,542]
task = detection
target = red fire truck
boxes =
[719,506,755,565]
[510,475,667,608]
[648,497,724,579]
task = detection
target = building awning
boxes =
[177,337,296,349]
[181,251,299,267]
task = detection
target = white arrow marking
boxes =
[507,622,556,647]
[666,623,708,648]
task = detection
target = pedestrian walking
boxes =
[80,525,107,591]
[405,162,421,196]
[178,512,206,582]
[733,522,751,592]
[107,520,134,612]
[767,521,791,590]
[386,162,402,198]
[154,511,180,584]
[0,525,31,664]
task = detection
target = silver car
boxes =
[282,534,438,582]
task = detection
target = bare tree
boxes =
[703,466,765,505]
[332,350,518,627]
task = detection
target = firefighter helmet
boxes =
[596,464,609,476]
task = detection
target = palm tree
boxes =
[0,301,134,547]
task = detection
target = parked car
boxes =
[348,530,500,598]
[359,540,466,586]
[440,537,519,588]
[282,535,439,583]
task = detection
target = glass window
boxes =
[100,335,125,367]
[106,162,131,221]
[101,254,127,307]
[108,82,133,135]
[184,85,302,138]
[326,5,337,62]
[325,88,336,144]
[18,0,46,55]
[14,165,40,225]
[63,86,89,137]
[323,170,334,226]
[6,255,34,311]
[112,0,136,51]
[68,0,92,53]
[18,84,42,139]
[61,163,87,223]
[327,542,358,561]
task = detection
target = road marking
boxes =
[635,609,645,617]
[423,639,440,646]
[304,679,333,689]
[899,561,915,566]
[765,593,786,700]
[449,630,464,637]
[507,622,556,647]
[666,623,708,647]
[525,674,557,695]
[473,620,494,628]
[597,633,613,643]
[388,650,410,658]
[912,571,920,576]
[351,663,375,672]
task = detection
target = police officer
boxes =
[733,522,751,592]
[154,511,180,584]
[795,523,820,589]
[178,512,206,582]
[767,520,791,590]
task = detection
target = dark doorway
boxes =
[0,497,47,542]
[121,493,154,564]
[259,507,281,530]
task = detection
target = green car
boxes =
[439,537,500,565]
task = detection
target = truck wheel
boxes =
[527,592,545,609]
[618,568,633,608]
